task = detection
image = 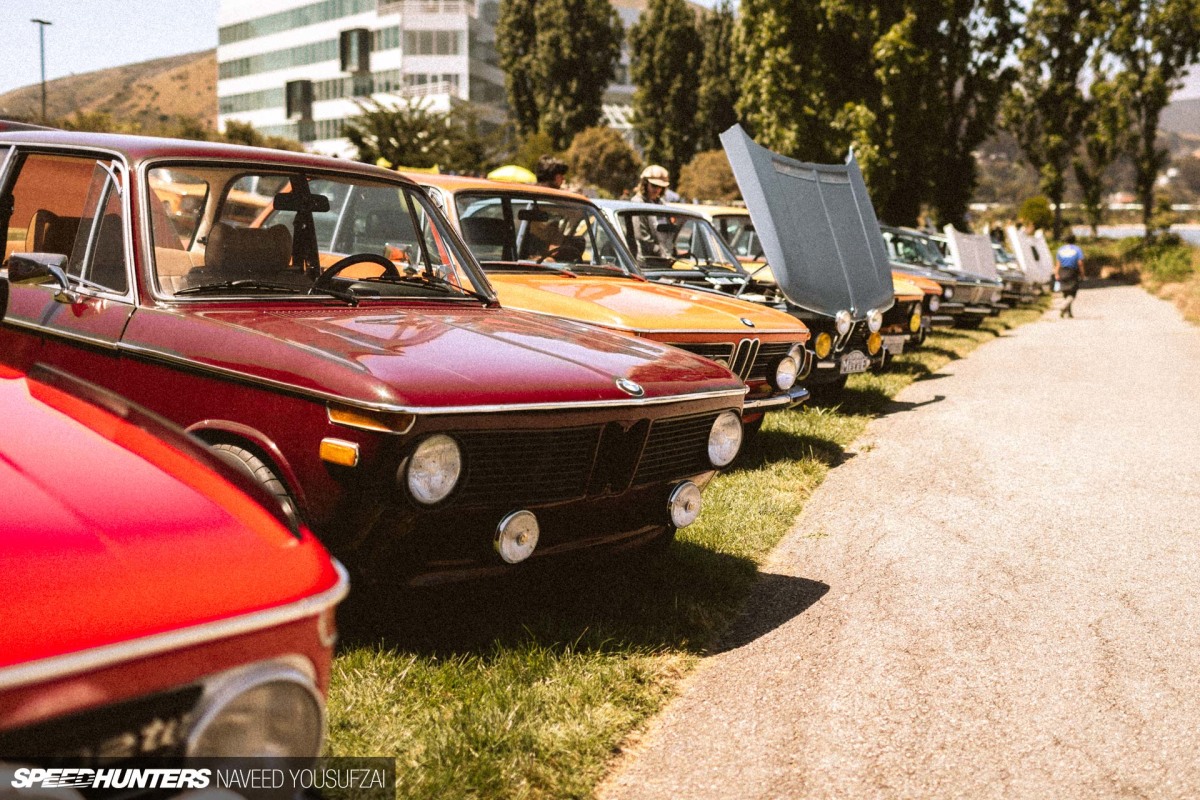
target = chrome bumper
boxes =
[743,384,811,412]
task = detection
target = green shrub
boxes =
[1145,246,1195,283]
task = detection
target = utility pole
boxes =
[31,18,52,123]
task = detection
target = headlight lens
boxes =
[867,309,883,333]
[773,355,799,390]
[187,668,323,758]
[942,286,954,300]
[814,332,833,359]
[835,310,852,337]
[928,295,940,312]
[404,434,462,505]
[707,411,743,467]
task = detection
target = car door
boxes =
[0,150,136,382]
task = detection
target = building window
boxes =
[403,30,462,55]
[218,0,378,45]
[219,28,400,80]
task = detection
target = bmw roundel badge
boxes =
[740,317,755,327]
[615,378,645,397]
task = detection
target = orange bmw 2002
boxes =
[408,174,813,434]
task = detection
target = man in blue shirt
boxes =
[1056,234,1085,318]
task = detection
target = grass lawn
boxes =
[324,300,1048,799]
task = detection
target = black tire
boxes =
[808,375,848,406]
[741,415,765,445]
[210,443,297,515]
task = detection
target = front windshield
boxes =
[615,210,746,274]
[452,192,637,277]
[711,213,763,260]
[883,230,948,269]
[147,165,491,301]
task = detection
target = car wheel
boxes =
[954,316,984,329]
[210,443,297,516]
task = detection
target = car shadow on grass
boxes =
[338,540,824,659]
[730,426,848,471]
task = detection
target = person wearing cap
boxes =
[630,165,673,259]
[535,155,568,189]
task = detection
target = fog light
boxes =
[867,332,883,355]
[668,481,702,528]
[835,310,852,336]
[928,295,940,312]
[867,309,883,333]
[908,308,922,333]
[773,355,799,390]
[708,411,743,467]
[495,510,539,564]
[814,332,833,359]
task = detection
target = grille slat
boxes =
[455,426,601,505]
[633,412,719,485]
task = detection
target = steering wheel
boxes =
[312,253,400,289]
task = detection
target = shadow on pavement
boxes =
[715,573,830,653]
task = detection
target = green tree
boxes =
[496,0,623,150]
[629,0,702,178]
[221,120,306,152]
[676,149,740,202]
[564,126,641,197]
[343,98,461,169]
[1106,0,1200,233]
[1072,77,1127,233]
[1004,0,1101,238]
[1018,194,1055,231]
[694,1,739,152]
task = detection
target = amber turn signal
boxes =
[320,438,360,467]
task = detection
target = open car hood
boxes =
[1006,226,1055,283]
[720,124,894,319]
[943,226,1000,281]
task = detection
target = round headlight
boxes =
[908,307,922,333]
[773,355,799,390]
[187,666,323,758]
[404,434,462,505]
[942,286,954,300]
[707,411,743,468]
[928,295,940,312]
[835,310,853,337]
[814,332,833,359]
[867,331,883,356]
[867,309,883,333]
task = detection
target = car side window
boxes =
[4,152,128,294]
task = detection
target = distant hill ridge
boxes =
[0,50,216,131]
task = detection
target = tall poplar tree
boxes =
[496,0,623,150]
[1106,0,1200,232]
[694,1,740,153]
[629,0,703,178]
[1003,0,1100,238]
[1073,76,1128,233]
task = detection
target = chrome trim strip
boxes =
[743,385,810,411]
[0,561,350,691]
[490,305,807,337]
[115,339,747,414]
[2,316,122,351]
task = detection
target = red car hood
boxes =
[124,302,743,410]
[0,365,341,671]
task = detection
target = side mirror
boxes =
[6,253,79,304]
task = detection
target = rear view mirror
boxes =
[656,222,680,234]
[273,191,331,213]
[517,208,550,222]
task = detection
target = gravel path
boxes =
[601,285,1200,799]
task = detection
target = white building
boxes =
[217,0,506,157]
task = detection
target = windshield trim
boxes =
[617,209,750,277]
[138,157,499,306]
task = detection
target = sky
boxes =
[1,0,1198,100]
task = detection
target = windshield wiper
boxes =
[175,279,360,306]
[367,272,493,303]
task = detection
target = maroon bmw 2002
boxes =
[0,132,746,584]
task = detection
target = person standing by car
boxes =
[536,155,568,189]
[630,165,673,259]
[1056,234,1085,318]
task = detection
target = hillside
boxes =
[0,50,216,131]
[1161,96,1200,138]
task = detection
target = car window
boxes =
[4,152,128,293]
[455,192,635,276]
[147,165,489,300]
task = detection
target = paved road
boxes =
[601,285,1200,799]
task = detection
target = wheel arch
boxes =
[186,420,309,512]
